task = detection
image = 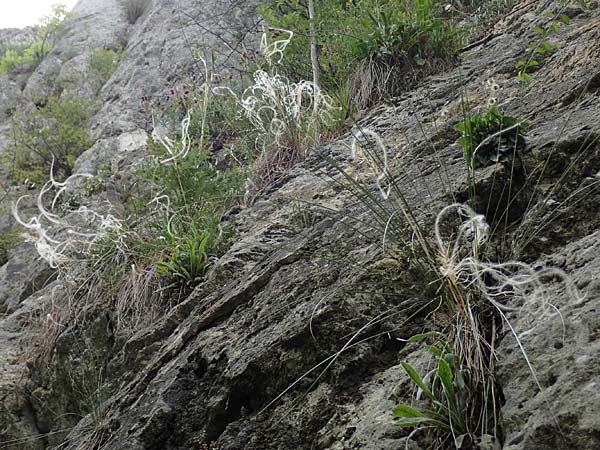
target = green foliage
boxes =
[120,0,150,24]
[154,217,213,283]
[393,333,469,446]
[454,106,528,169]
[137,130,243,285]
[5,96,93,184]
[515,7,575,82]
[192,91,253,156]
[259,0,464,101]
[0,4,69,75]
[0,227,21,266]
[88,47,123,93]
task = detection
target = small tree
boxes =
[6,97,92,183]
[0,4,69,74]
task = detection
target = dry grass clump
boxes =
[121,0,150,24]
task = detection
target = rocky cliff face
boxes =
[1,0,599,449]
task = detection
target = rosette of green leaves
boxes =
[455,106,528,169]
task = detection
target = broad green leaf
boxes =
[424,344,442,358]
[438,358,456,411]
[394,416,440,427]
[401,362,435,402]
[517,71,532,83]
[393,404,424,418]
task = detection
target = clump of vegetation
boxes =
[5,96,93,184]
[455,105,528,170]
[88,47,123,93]
[0,4,69,75]
[394,333,469,448]
[329,125,580,446]
[120,0,150,24]
[515,10,572,82]
[141,128,243,285]
[232,32,336,195]
[0,227,21,266]
[260,0,465,108]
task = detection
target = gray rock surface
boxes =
[498,231,600,450]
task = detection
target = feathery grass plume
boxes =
[351,128,393,200]
[260,27,294,65]
[12,162,122,269]
[324,127,578,442]
[151,110,192,164]
[433,203,579,385]
[236,29,336,199]
[390,202,578,444]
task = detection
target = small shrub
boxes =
[121,0,150,24]
[454,106,528,170]
[5,96,93,184]
[88,47,123,93]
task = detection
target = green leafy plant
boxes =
[5,96,93,183]
[139,66,244,286]
[454,106,528,170]
[88,47,123,93]
[0,4,69,75]
[260,0,464,107]
[394,333,469,447]
[155,219,212,284]
[515,7,574,82]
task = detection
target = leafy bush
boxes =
[5,97,93,184]
[454,106,528,169]
[0,4,69,75]
[121,0,150,24]
[88,47,123,93]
